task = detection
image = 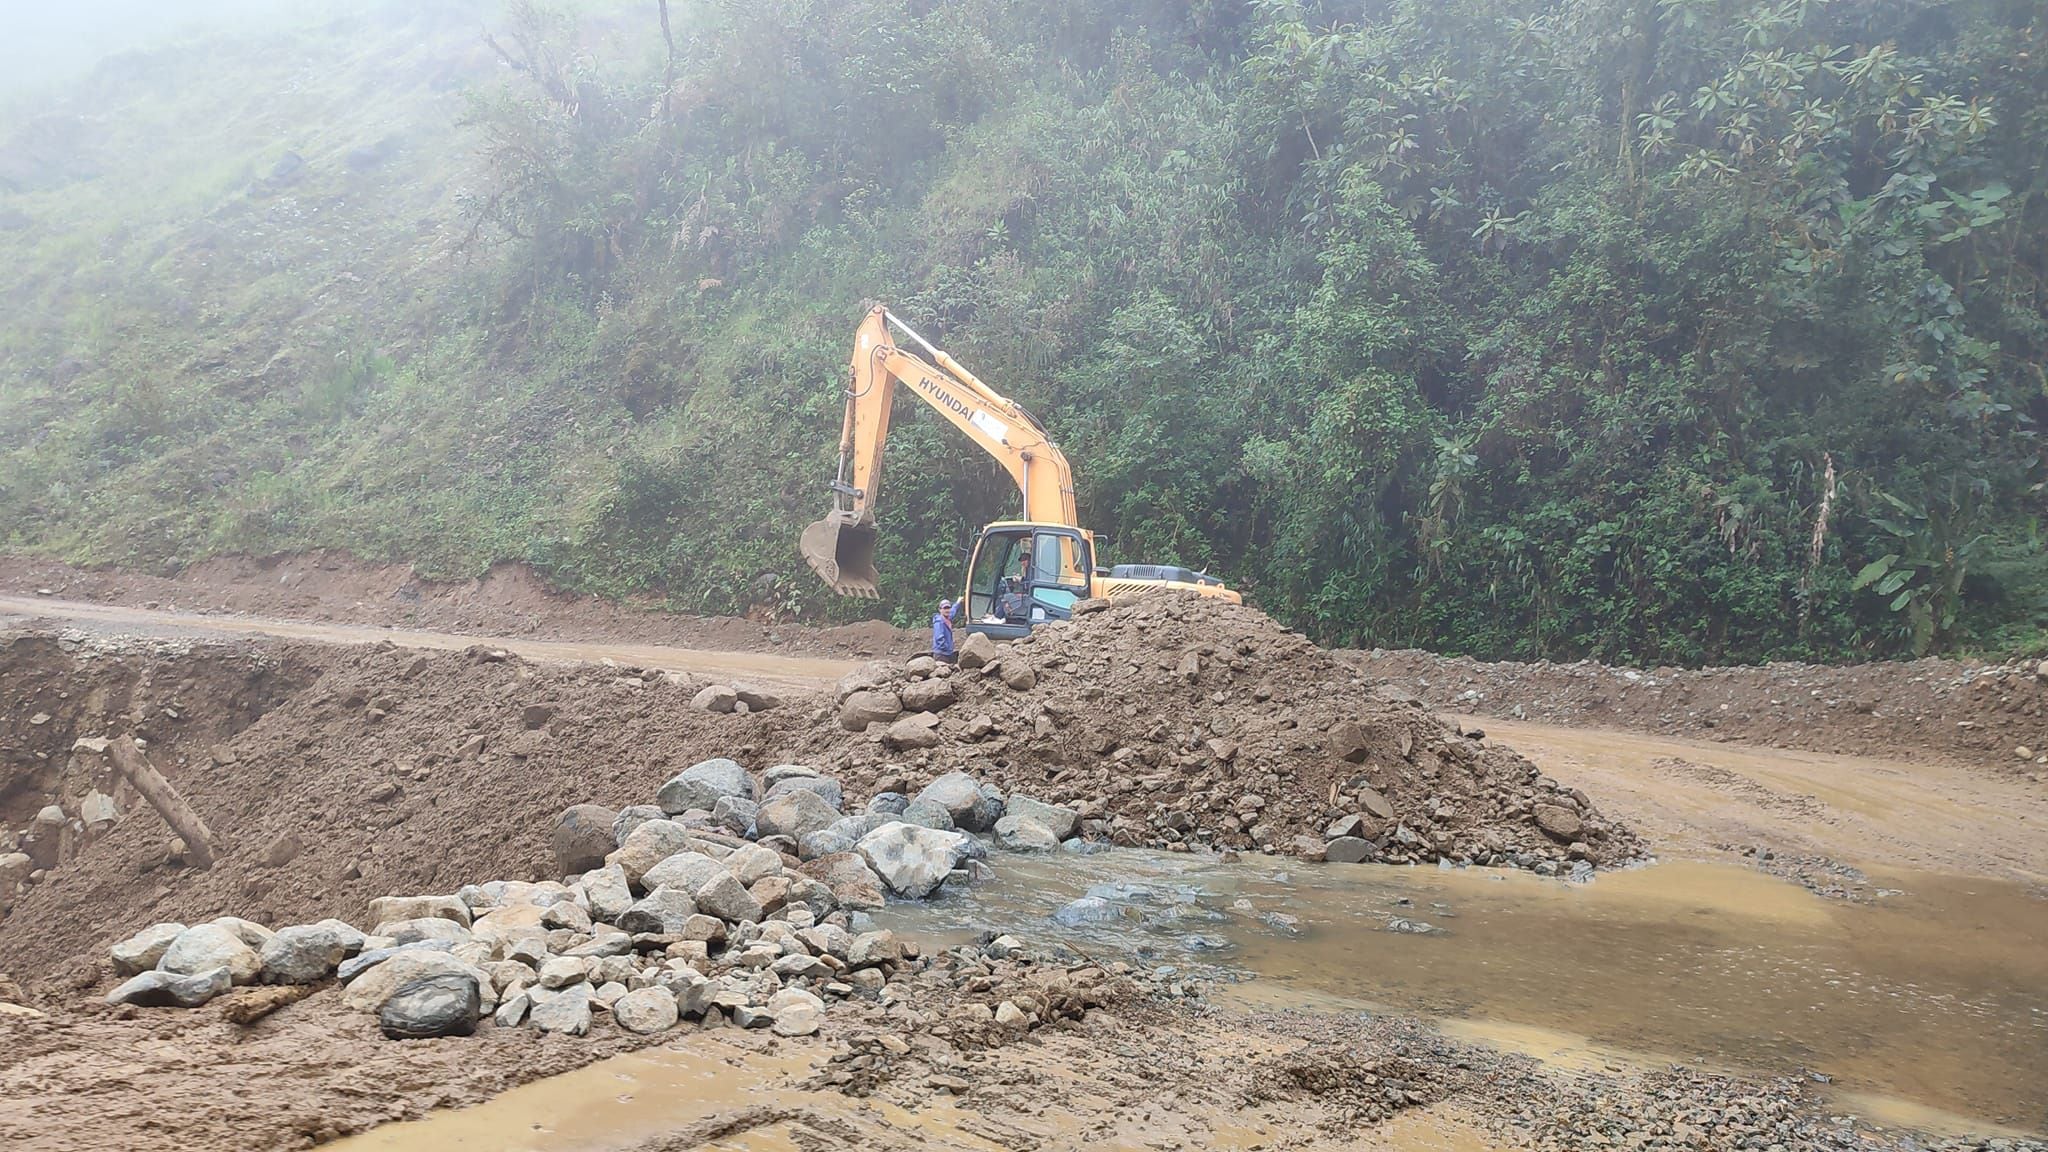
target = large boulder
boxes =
[900,678,957,713]
[641,851,727,894]
[798,813,891,860]
[613,986,680,1034]
[838,690,903,731]
[767,987,825,1036]
[834,661,897,701]
[613,820,698,884]
[469,904,547,954]
[380,972,480,1039]
[372,917,472,947]
[993,813,1060,852]
[711,795,759,838]
[855,822,976,899]
[259,921,363,984]
[725,843,784,886]
[691,684,739,713]
[110,923,186,976]
[340,951,484,1013]
[731,683,781,712]
[105,967,232,1008]
[914,772,1003,832]
[157,924,261,986]
[657,758,754,814]
[801,852,886,911]
[1005,795,1079,841]
[763,774,844,811]
[529,984,593,1035]
[957,632,998,669]
[757,789,841,842]
[900,798,956,831]
[551,805,619,875]
[617,887,698,935]
[761,764,818,790]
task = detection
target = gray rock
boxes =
[855,822,976,899]
[711,795,759,838]
[110,923,187,976]
[612,804,668,847]
[613,820,698,884]
[158,923,261,985]
[694,872,764,924]
[993,813,1059,852]
[1051,896,1120,927]
[763,774,844,812]
[761,764,819,790]
[838,690,903,731]
[900,798,956,831]
[379,972,481,1039]
[613,986,681,1034]
[914,772,1003,832]
[617,886,699,935]
[883,712,943,750]
[731,683,780,712]
[584,863,635,921]
[338,940,455,983]
[1004,795,1079,840]
[541,901,593,932]
[105,966,232,1008]
[367,895,471,928]
[1324,836,1377,864]
[865,792,909,817]
[551,804,620,875]
[372,917,472,947]
[1358,788,1396,821]
[725,843,784,885]
[757,788,841,842]
[900,677,957,712]
[798,813,889,860]
[957,631,997,669]
[341,951,487,1013]
[260,921,361,984]
[494,990,530,1027]
[1534,804,1584,841]
[691,684,739,713]
[657,758,755,815]
[1385,918,1443,935]
[641,851,727,894]
[803,852,887,911]
[846,929,901,967]
[767,988,825,1036]
[528,983,593,1035]
[538,956,586,988]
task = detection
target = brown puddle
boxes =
[884,853,2048,1135]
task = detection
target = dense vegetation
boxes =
[1,0,2043,664]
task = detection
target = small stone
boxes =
[693,872,764,924]
[611,804,667,847]
[1324,836,1376,864]
[883,712,943,750]
[839,690,904,731]
[494,991,531,1027]
[1533,805,1583,841]
[538,957,586,989]
[379,972,481,1039]
[583,863,635,921]
[691,684,739,713]
[767,988,825,1036]
[529,984,593,1035]
[995,1000,1029,1028]
[731,683,780,711]
[957,632,997,669]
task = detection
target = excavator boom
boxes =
[802,307,1077,596]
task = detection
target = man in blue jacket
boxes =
[931,598,958,663]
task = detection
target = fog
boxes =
[3,0,304,93]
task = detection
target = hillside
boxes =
[1,0,2044,665]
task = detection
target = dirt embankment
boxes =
[1355,647,2048,775]
[0,552,921,660]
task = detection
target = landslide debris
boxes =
[791,595,1644,871]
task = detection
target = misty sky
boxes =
[2,0,304,93]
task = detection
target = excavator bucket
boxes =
[800,510,881,598]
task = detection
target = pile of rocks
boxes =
[781,594,1643,872]
[98,754,1091,1042]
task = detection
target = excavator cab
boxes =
[961,523,1092,640]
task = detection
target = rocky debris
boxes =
[656,758,754,815]
[775,595,1643,872]
[340,951,487,1014]
[379,972,480,1039]
[550,804,619,875]
[110,922,186,976]
[105,966,233,1008]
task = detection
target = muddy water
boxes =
[882,852,2048,1134]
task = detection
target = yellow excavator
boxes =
[801,305,1238,638]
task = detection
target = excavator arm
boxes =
[801,306,1078,597]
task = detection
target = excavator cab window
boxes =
[963,527,1089,635]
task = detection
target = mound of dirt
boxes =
[783,595,1643,870]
